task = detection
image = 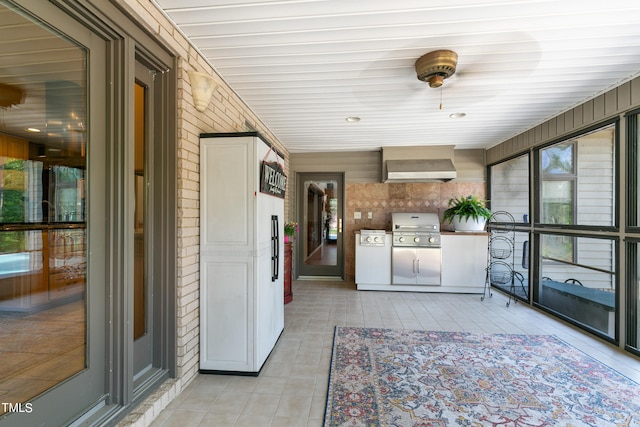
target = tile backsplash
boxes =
[344,181,486,281]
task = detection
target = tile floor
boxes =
[150,280,640,427]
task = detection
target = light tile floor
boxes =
[150,280,640,427]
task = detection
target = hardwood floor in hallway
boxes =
[150,280,640,427]
[0,299,85,413]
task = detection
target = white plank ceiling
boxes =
[156,0,640,153]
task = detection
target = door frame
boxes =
[0,1,178,425]
[121,46,176,404]
[0,2,107,426]
[295,172,345,279]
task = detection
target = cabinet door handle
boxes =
[416,259,420,274]
[271,215,279,281]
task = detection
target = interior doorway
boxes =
[296,172,344,278]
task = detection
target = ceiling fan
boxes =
[415,49,458,89]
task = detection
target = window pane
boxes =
[637,117,640,227]
[576,128,615,227]
[490,154,529,223]
[539,126,615,227]
[0,3,87,413]
[542,181,573,225]
[538,235,615,337]
[542,143,574,174]
[541,234,573,262]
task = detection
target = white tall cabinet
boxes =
[199,132,284,374]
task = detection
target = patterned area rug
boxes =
[324,326,640,427]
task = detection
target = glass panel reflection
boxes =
[303,179,338,266]
[539,125,615,227]
[490,154,529,223]
[538,235,615,337]
[0,3,86,412]
[134,82,146,341]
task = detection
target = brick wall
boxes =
[115,2,290,425]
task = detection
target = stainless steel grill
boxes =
[391,212,441,248]
[391,213,442,286]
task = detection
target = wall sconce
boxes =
[188,71,218,112]
[0,83,25,108]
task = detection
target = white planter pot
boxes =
[452,216,487,232]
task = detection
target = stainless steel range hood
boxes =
[385,158,457,182]
[382,145,457,183]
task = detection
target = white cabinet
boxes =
[200,132,284,374]
[356,232,487,293]
[355,233,391,287]
[441,233,488,289]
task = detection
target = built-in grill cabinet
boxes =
[391,213,442,286]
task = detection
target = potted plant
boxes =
[284,221,299,243]
[442,195,492,232]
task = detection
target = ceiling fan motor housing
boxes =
[415,50,458,88]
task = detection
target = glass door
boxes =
[132,62,155,388]
[296,173,344,278]
[0,1,107,425]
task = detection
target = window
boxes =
[541,142,575,225]
[538,234,616,338]
[489,154,529,223]
[540,127,615,228]
[532,122,618,340]
[627,241,640,354]
[537,125,616,264]
[540,125,616,227]
[540,142,576,262]
[630,112,640,229]
[627,112,640,353]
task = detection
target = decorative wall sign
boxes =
[260,160,287,198]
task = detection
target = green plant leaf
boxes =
[442,195,492,223]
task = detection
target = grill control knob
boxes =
[398,237,405,243]
[414,237,420,243]
[366,236,373,242]
[374,236,381,243]
[429,237,436,243]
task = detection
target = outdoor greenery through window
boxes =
[540,142,576,262]
[541,142,575,225]
[0,3,88,412]
[535,123,617,339]
[489,121,619,341]
[541,126,615,228]
[538,126,615,264]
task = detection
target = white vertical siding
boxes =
[576,132,614,227]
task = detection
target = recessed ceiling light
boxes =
[26,128,41,133]
[345,116,361,122]
[449,113,466,119]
